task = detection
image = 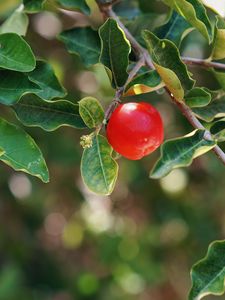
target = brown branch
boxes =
[96,2,225,166]
[182,57,225,71]
[166,88,225,163]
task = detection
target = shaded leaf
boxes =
[99,18,131,88]
[0,33,35,72]
[114,0,140,19]
[212,69,225,91]
[193,96,225,122]
[125,13,167,44]
[97,0,116,3]
[0,6,29,36]
[143,30,195,101]
[155,10,192,46]
[162,0,213,43]
[23,0,46,13]
[150,130,216,179]
[28,60,67,100]
[58,27,101,67]
[211,17,225,60]
[79,97,104,128]
[210,118,225,142]
[125,70,164,95]
[57,0,90,14]
[0,117,49,182]
[0,70,41,105]
[189,240,225,300]
[13,94,86,131]
[185,87,211,108]
[81,134,118,195]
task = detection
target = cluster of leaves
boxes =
[1,1,225,299]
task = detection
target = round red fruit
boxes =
[106,102,164,160]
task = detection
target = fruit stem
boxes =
[103,57,145,124]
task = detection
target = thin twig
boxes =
[103,58,145,124]
[96,2,225,166]
[182,57,225,71]
[126,56,145,83]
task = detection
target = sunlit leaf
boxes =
[150,130,216,179]
[79,97,104,128]
[189,240,225,300]
[81,134,118,195]
[0,118,49,182]
[162,0,213,43]
[0,6,29,36]
[125,70,164,95]
[211,17,225,60]
[99,18,131,88]
[143,30,195,101]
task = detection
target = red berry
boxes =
[106,102,164,160]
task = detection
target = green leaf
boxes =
[99,18,131,88]
[0,6,29,36]
[212,69,225,91]
[125,70,164,95]
[28,60,67,100]
[162,0,213,43]
[97,0,118,4]
[184,87,211,108]
[189,240,225,300]
[0,148,5,156]
[210,118,225,142]
[81,134,118,195]
[0,117,49,182]
[23,0,46,13]
[57,0,90,14]
[13,94,86,131]
[79,97,104,128]
[193,96,225,122]
[124,13,167,44]
[150,130,216,179]
[58,27,101,67]
[143,30,195,101]
[0,33,35,72]
[155,10,192,46]
[0,70,41,105]
[211,17,225,61]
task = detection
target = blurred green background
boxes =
[0,1,225,299]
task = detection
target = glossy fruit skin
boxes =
[106,102,164,160]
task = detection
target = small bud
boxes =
[80,135,93,149]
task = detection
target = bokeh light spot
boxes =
[160,169,188,194]
[44,213,66,236]
[77,273,99,295]
[8,173,32,199]
[62,221,84,249]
